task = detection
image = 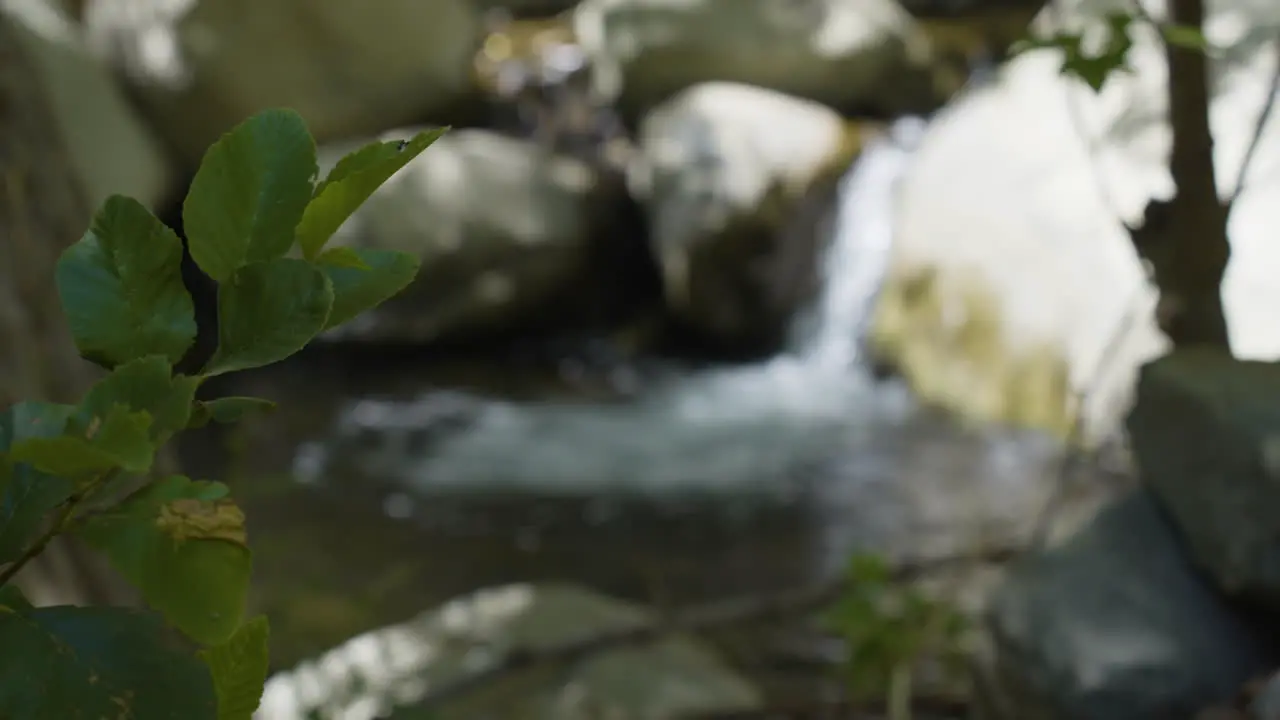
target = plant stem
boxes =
[0,497,78,588]
[0,468,118,589]
[888,661,914,720]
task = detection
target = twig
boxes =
[0,494,79,587]
[414,545,1021,711]
[1028,288,1148,550]
[1228,33,1280,209]
[0,468,119,588]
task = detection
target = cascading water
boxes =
[296,117,931,497]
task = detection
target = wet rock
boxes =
[1250,671,1280,719]
[319,128,643,345]
[873,0,1280,441]
[1128,350,1280,605]
[3,0,175,209]
[984,490,1275,720]
[572,0,941,116]
[632,82,865,349]
[83,0,480,166]
[256,583,762,720]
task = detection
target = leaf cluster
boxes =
[1011,11,1209,92]
[823,555,971,709]
[0,109,444,719]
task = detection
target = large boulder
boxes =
[3,0,174,209]
[572,0,941,116]
[320,128,646,345]
[872,0,1280,441]
[632,82,867,349]
[256,583,762,720]
[983,490,1275,720]
[83,0,481,166]
[1128,350,1280,606]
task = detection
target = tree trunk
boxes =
[0,14,137,607]
[1135,0,1232,350]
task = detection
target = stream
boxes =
[182,117,1110,709]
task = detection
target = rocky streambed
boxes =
[14,0,1280,716]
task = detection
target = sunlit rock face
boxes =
[572,0,942,115]
[632,82,867,350]
[874,0,1280,441]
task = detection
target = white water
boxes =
[296,118,930,495]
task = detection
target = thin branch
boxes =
[1047,0,1134,232]
[1029,286,1148,550]
[413,545,1021,711]
[0,468,119,588]
[0,493,79,587]
[1228,34,1280,209]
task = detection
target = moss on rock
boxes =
[869,261,1075,439]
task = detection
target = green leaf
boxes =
[0,402,78,563]
[189,397,278,429]
[1013,12,1140,92]
[1058,11,1136,92]
[9,405,155,476]
[183,109,318,282]
[319,248,420,330]
[847,553,892,586]
[204,258,335,376]
[296,128,446,259]
[76,355,201,442]
[1161,23,1208,51]
[0,602,217,719]
[77,476,251,646]
[54,195,197,369]
[1062,48,1132,91]
[315,246,372,270]
[200,615,270,720]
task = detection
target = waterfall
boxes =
[795,116,928,367]
[297,118,928,496]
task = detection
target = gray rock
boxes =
[1251,671,1280,720]
[255,583,762,720]
[1128,350,1280,605]
[985,490,1274,720]
[84,0,481,165]
[632,82,860,348]
[319,128,634,345]
[572,0,941,115]
[3,0,175,209]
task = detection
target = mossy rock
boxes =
[869,261,1075,439]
